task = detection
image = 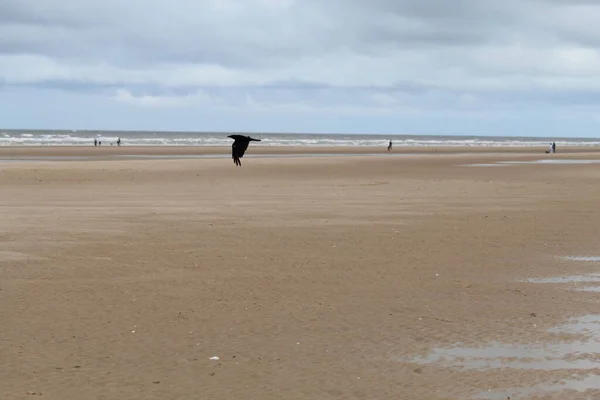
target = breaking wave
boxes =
[1,130,599,147]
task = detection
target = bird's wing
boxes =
[232,140,250,159]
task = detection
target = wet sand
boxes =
[1,144,600,158]
[2,147,600,399]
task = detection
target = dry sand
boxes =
[2,146,600,399]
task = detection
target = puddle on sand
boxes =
[408,315,600,398]
[577,286,600,292]
[412,341,600,370]
[474,374,600,399]
[498,159,600,165]
[526,273,600,284]
[412,316,600,370]
[407,259,600,398]
[464,159,600,167]
[561,256,600,262]
[410,315,600,369]
[525,256,600,290]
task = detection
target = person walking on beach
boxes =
[117,137,121,146]
[388,140,392,152]
[94,138,97,146]
[552,142,556,153]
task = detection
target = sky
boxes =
[1,0,600,137]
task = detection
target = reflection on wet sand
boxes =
[474,374,600,400]
[0,152,410,162]
[561,256,600,262]
[408,255,600,399]
[527,256,600,292]
[411,315,600,366]
[464,159,600,167]
[526,273,600,284]
[409,314,600,398]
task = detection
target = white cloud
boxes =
[113,88,212,107]
[2,0,600,133]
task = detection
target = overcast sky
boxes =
[1,0,600,136]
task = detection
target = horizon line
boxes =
[1,128,599,141]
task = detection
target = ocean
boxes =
[1,129,599,147]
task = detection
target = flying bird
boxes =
[228,134,261,166]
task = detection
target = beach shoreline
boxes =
[1,144,600,158]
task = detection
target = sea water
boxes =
[2,130,600,147]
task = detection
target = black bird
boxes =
[228,134,261,166]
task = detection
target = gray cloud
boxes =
[1,0,600,114]
[0,0,539,63]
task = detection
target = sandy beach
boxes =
[3,146,600,399]
[2,144,600,158]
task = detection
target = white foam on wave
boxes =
[2,131,600,147]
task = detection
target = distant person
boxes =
[94,138,97,146]
[552,142,556,153]
[117,137,121,146]
[387,140,392,152]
